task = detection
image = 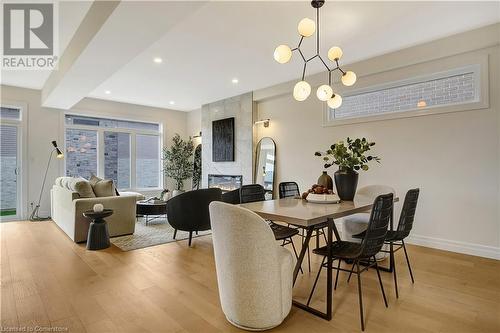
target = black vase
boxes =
[334,169,359,201]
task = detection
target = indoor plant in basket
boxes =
[162,134,194,196]
[315,137,380,200]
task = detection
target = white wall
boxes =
[0,85,189,218]
[255,24,500,259]
[187,108,202,149]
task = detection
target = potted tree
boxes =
[315,137,380,200]
[162,134,194,196]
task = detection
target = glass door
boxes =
[0,124,19,220]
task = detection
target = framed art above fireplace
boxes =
[212,117,235,162]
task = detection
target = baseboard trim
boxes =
[406,234,500,260]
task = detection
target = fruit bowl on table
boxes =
[301,184,341,204]
[306,193,341,204]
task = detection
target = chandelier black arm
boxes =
[298,36,304,48]
[302,62,307,80]
[298,48,306,62]
[316,7,320,54]
[318,54,331,72]
[306,54,318,62]
[334,59,346,75]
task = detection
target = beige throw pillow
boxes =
[74,180,96,198]
[89,174,102,187]
[92,178,116,197]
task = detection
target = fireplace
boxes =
[208,174,242,192]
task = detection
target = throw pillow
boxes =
[92,179,116,197]
[89,174,102,187]
[73,180,96,198]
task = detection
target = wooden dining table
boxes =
[240,194,398,320]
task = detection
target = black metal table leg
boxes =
[292,218,337,320]
[325,217,333,320]
[293,227,314,284]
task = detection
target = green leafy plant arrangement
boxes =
[162,134,194,190]
[315,137,381,171]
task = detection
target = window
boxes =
[325,64,485,126]
[1,105,23,220]
[1,125,18,217]
[65,129,98,179]
[136,134,160,188]
[104,132,130,189]
[65,114,161,190]
[0,107,21,120]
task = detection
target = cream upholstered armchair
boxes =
[209,201,296,331]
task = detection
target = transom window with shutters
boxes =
[64,114,162,190]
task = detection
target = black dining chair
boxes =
[278,182,328,272]
[353,188,420,298]
[166,188,222,246]
[309,193,393,331]
[221,188,241,204]
[240,184,302,270]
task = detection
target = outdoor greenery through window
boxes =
[65,114,162,190]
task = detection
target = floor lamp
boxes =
[30,141,64,221]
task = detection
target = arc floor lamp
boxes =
[30,140,64,221]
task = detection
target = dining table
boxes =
[240,194,399,320]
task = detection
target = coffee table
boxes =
[136,201,167,226]
[83,209,113,250]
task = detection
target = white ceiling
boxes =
[2,1,499,111]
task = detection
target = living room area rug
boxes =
[110,217,211,251]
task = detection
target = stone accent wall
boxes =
[201,93,255,188]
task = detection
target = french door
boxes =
[1,106,23,221]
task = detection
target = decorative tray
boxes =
[306,193,341,204]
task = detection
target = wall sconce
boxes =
[193,131,202,138]
[254,119,270,128]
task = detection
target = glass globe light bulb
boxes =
[328,46,343,61]
[298,18,316,37]
[341,71,357,86]
[316,85,333,101]
[293,81,311,101]
[273,45,292,64]
[327,94,343,109]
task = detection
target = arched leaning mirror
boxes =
[254,137,276,200]
[192,144,202,190]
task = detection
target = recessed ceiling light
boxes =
[232,78,239,84]
[169,101,175,105]
[105,90,111,95]
[153,57,163,63]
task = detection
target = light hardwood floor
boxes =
[1,221,499,333]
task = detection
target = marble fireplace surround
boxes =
[201,92,256,189]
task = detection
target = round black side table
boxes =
[83,209,113,250]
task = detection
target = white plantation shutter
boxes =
[1,125,18,215]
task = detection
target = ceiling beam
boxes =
[41,1,206,110]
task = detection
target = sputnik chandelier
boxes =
[273,0,356,108]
